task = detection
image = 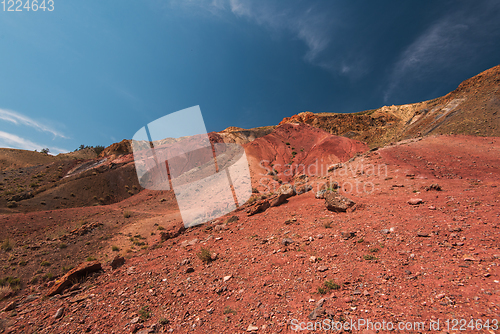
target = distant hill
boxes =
[279,64,500,147]
[0,64,499,213]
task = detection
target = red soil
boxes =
[1,134,498,333]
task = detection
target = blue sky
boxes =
[0,0,499,154]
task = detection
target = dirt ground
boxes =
[0,134,498,333]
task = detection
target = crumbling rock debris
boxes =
[270,184,296,207]
[110,256,125,269]
[247,324,259,332]
[408,198,423,205]
[247,200,270,216]
[296,184,313,194]
[425,183,442,191]
[270,193,289,207]
[68,222,103,237]
[315,189,329,199]
[308,298,326,320]
[224,215,239,224]
[53,307,64,319]
[159,222,186,241]
[328,163,343,172]
[341,231,356,240]
[324,192,355,212]
[46,261,102,296]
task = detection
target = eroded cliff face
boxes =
[278,65,500,147]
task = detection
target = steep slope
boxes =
[281,64,500,147]
[244,123,368,186]
[1,135,499,333]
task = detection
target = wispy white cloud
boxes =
[228,0,331,65]
[0,130,68,154]
[167,0,358,77]
[384,1,500,102]
[0,108,68,139]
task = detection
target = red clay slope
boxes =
[2,134,498,333]
[244,122,368,185]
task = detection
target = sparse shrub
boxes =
[86,256,96,261]
[62,265,74,272]
[18,260,28,266]
[93,145,105,156]
[111,245,120,252]
[123,211,131,218]
[0,277,20,292]
[357,238,364,243]
[197,247,213,263]
[59,243,67,249]
[157,226,165,231]
[223,306,237,315]
[138,306,151,320]
[130,237,146,247]
[285,142,290,145]
[323,221,332,229]
[318,279,340,294]
[369,247,379,253]
[127,190,134,195]
[6,201,17,208]
[1,239,12,251]
[158,317,169,325]
[324,280,340,290]
[363,254,377,261]
[29,182,39,188]
[43,272,54,281]
[0,285,13,300]
[40,260,51,267]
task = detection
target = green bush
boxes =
[197,247,213,263]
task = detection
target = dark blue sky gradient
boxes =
[0,0,499,153]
